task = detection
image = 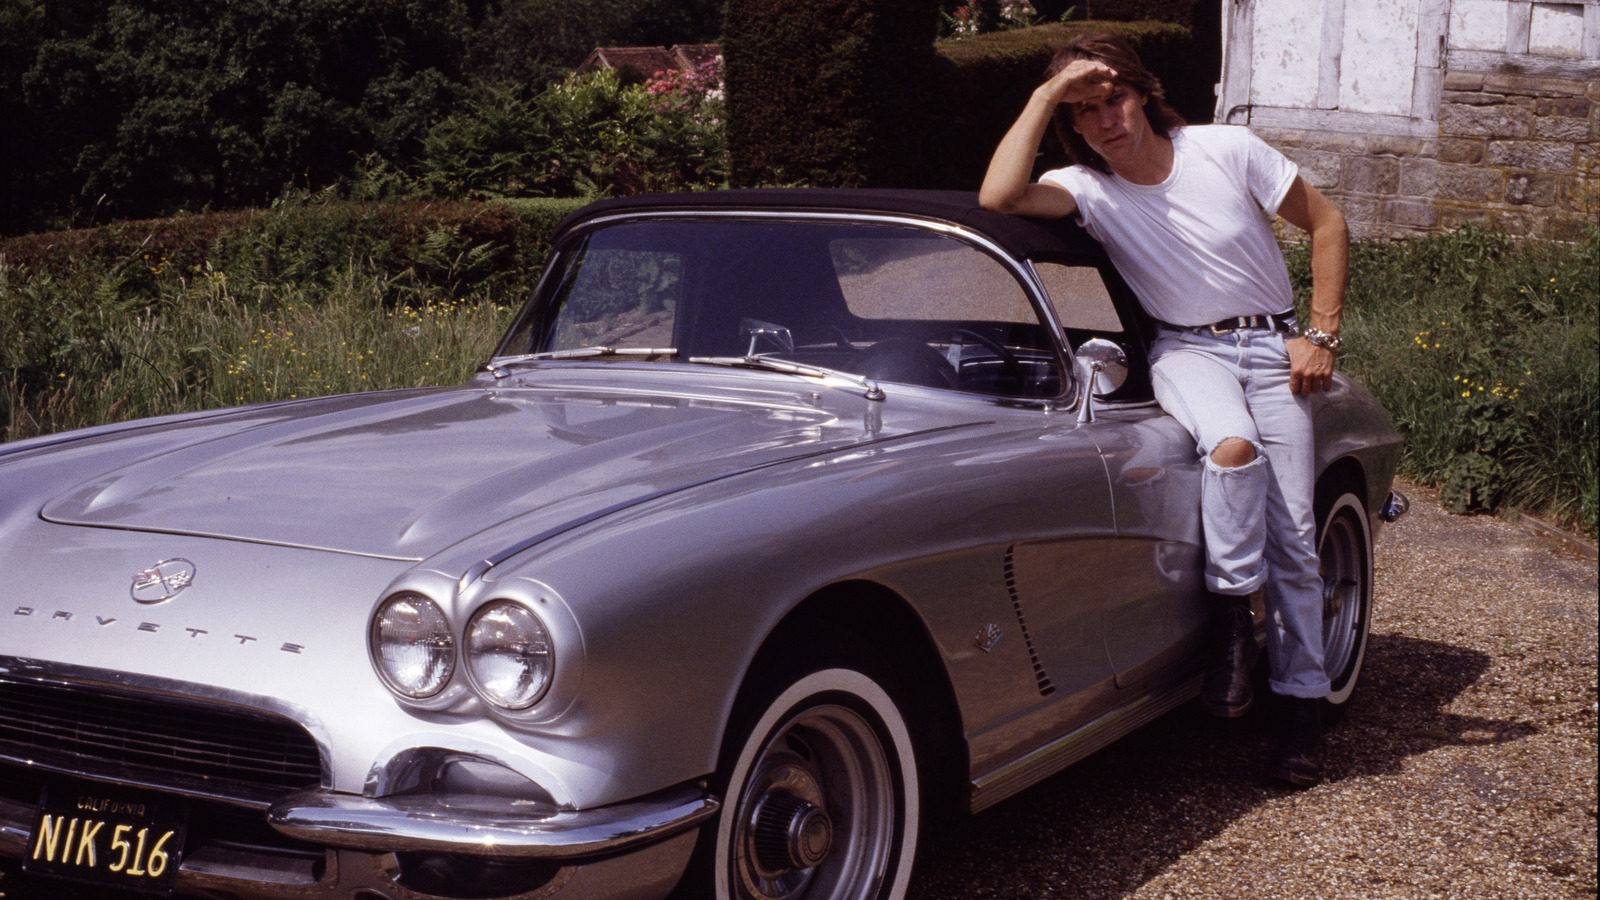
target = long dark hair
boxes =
[1047,33,1186,174]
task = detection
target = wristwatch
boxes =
[1302,326,1342,352]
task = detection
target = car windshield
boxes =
[497,218,1073,399]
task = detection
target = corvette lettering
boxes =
[11,606,307,654]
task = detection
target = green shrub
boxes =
[416,68,729,199]
[2,197,554,303]
[1289,226,1599,539]
[496,198,590,242]
[1,0,725,235]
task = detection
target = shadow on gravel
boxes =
[0,636,1529,900]
[908,632,1530,900]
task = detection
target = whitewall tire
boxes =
[712,667,920,900]
[1319,491,1373,709]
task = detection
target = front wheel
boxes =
[1318,491,1373,713]
[711,667,920,900]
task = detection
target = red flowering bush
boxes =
[645,57,725,124]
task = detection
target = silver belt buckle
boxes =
[1207,321,1237,336]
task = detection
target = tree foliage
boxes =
[0,0,721,235]
[2,0,476,231]
[0,0,1217,230]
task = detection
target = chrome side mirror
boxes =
[1073,338,1128,424]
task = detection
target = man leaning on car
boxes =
[981,32,1352,787]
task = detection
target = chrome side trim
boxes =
[266,783,719,860]
[967,673,1202,813]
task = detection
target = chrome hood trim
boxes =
[38,377,918,560]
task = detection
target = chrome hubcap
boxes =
[753,790,833,870]
[731,703,895,900]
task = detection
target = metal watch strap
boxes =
[1302,326,1342,352]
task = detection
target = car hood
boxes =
[39,375,927,560]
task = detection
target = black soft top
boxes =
[553,188,1108,264]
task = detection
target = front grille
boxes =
[0,676,326,859]
[0,676,322,796]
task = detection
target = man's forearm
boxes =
[1307,213,1348,335]
[1278,178,1349,335]
[979,91,1058,213]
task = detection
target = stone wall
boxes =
[1221,0,1599,242]
[1257,71,1596,241]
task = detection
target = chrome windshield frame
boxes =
[486,209,1084,405]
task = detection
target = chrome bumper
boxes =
[267,783,718,860]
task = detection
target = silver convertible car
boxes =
[0,190,1404,900]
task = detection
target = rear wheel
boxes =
[1318,491,1373,713]
[709,666,920,900]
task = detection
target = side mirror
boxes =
[1073,338,1128,424]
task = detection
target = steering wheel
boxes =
[951,328,1024,383]
[850,337,959,389]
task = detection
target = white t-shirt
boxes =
[1040,124,1299,327]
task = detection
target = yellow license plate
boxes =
[22,782,187,895]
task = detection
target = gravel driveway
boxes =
[2,482,1591,900]
[911,479,1597,900]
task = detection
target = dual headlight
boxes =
[370,593,554,709]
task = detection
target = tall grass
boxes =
[1288,225,1599,539]
[2,266,514,441]
[1,196,556,442]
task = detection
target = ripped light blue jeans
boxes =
[1150,324,1330,699]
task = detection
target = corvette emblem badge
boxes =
[131,558,197,604]
[973,622,1004,653]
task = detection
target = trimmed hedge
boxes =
[1071,0,1199,22]
[724,0,941,188]
[0,198,584,293]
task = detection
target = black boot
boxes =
[1201,593,1257,718]
[1268,696,1323,788]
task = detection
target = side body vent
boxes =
[1002,545,1055,696]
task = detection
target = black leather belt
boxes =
[1162,312,1296,336]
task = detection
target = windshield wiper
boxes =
[687,354,885,402]
[485,346,678,377]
